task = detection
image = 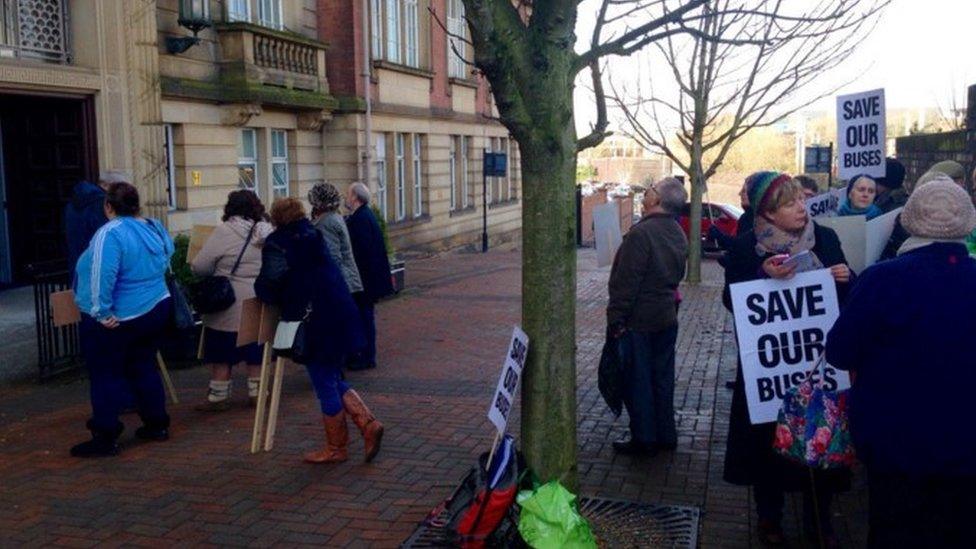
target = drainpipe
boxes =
[361,0,372,188]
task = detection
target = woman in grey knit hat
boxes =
[826,179,976,548]
[309,182,363,295]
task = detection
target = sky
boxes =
[574,0,976,134]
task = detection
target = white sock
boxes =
[208,380,232,402]
[247,377,260,398]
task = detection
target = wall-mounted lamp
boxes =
[166,0,213,54]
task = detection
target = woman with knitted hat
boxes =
[827,180,976,547]
[838,174,882,220]
[309,182,364,296]
[722,171,853,547]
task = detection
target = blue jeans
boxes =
[80,299,171,433]
[305,361,350,415]
[353,292,377,366]
[617,324,679,446]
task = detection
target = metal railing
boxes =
[0,0,71,63]
[29,261,82,381]
[253,31,317,76]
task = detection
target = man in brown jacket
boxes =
[607,177,688,455]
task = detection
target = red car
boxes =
[678,202,743,251]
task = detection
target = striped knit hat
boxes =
[746,171,793,213]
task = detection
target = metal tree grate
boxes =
[402,495,700,548]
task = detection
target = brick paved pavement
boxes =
[0,249,868,547]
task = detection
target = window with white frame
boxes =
[271,130,289,198]
[447,0,467,78]
[394,133,406,221]
[404,0,419,67]
[227,0,250,22]
[370,0,422,68]
[163,124,177,210]
[461,136,470,208]
[449,137,457,211]
[370,0,383,57]
[508,139,517,200]
[238,129,259,195]
[374,133,388,220]
[258,0,283,30]
[384,0,401,64]
[412,134,423,217]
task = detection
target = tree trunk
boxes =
[686,148,705,284]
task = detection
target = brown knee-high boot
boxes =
[303,411,349,464]
[342,390,384,462]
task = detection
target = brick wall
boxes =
[318,0,363,97]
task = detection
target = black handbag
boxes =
[189,223,256,314]
[272,305,313,364]
[149,220,195,331]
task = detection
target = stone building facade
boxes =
[0,0,520,285]
[319,0,521,253]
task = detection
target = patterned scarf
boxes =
[753,216,824,268]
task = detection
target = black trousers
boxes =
[867,470,976,548]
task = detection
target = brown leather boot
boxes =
[342,390,384,462]
[303,412,349,464]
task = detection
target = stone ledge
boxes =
[160,76,337,111]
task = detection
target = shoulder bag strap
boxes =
[229,222,257,276]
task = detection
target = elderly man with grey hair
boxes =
[344,182,394,370]
[607,176,689,456]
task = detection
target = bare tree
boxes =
[610,0,887,283]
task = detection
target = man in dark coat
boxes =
[64,171,130,270]
[344,182,394,370]
[607,177,689,456]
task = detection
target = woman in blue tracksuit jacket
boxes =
[71,182,174,457]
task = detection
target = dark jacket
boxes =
[880,213,909,261]
[64,181,107,269]
[826,243,976,476]
[722,223,853,488]
[607,213,688,333]
[346,205,394,302]
[874,187,908,214]
[254,218,364,364]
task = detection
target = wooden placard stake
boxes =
[155,352,179,404]
[250,342,273,453]
[486,431,502,467]
[263,357,286,451]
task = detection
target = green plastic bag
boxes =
[517,481,597,549]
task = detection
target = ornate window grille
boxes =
[0,0,71,63]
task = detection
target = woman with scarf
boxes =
[838,174,883,220]
[722,172,854,548]
[254,198,383,465]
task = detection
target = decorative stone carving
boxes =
[297,109,333,131]
[220,103,263,126]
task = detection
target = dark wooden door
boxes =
[1,94,97,282]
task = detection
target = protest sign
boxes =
[187,224,216,264]
[805,188,845,219]
[50,290,81,327]
[817,208,901,273]
[236,298,262,347]
[487,326,530,435]
[837,89,886,179]
[730,269,850,424]
[593,201,623,268]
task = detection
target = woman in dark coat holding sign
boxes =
[255,198,383,465]
[722,172,854,548]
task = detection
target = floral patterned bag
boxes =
[773,355,856,469]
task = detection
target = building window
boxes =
[258,0,283,30]
[271,130,289,198]
[404,0,419,67]
[461,136,470,209]
[370,0,383,57]
[227,0,250,22]
[374,133,388,220]
[163,124,177,210]
[238,129,259,195]
[394,133,406,221]
[412,134,423,217]
[447,0,467,78]
[505,138,514,201]
[384,0,401,64]
[449,137,457,211]
[369,0,421,68]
